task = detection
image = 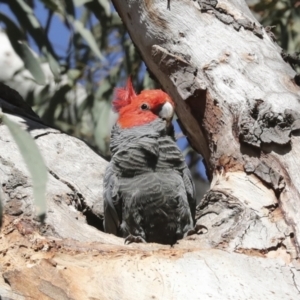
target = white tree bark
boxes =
[110,0,300,296]
[1,0,300,298]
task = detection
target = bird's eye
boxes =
[141,103,149,110]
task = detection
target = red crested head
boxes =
[112,78,137,113]
[113,78,175,128]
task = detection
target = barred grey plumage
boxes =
[103,118,196,245]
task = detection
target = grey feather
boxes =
[103,165,120,235]
[103,119,196,244]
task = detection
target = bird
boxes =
[103,78,196,245]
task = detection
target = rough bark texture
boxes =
[1,0,300,298]
[110,0,300,297]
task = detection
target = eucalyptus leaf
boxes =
[97,0,111,17]
[15,0,40,28]
[5,0,60,73]
[1,114,48,222]
[0,12,24,51]
[18,42,46,85]
[110,13,123,27]
[0,14,47,85]
[94,100,111,154]
[65,0,75,18]
[95,79,111,99]
[72,19,104,61]
[74,0,93,6]
[68,69,82,81]
[0,12,23,35]
[39,0,64,13]
[41,84,71,124]
[45,49,61,81]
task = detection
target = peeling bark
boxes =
[109,0,300,297]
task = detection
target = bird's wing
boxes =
[103,164,121,235]
[182,167,196,223]
[104,132,160,236]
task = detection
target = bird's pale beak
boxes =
[158,102,174,123]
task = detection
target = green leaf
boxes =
[0,11,22,34]
[95,79,112,99]
[18,42,46,85]
[45,49,61,81]
[0,12,24,51]
[5,0,60,79]
[41,84,72,124]
[110,13,123,27]
[0,14,47,85]
[72,19,104,60]
[74,0,93,6]
[39,0,64,13]
[1,114,48,222]
[67,69,82,81]
[94,100,111,154]
[64,0,75,18]
[97,0,111,17]
[15,0,40,28]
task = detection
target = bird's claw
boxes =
[124,234,146,244]
[186,224,208,237]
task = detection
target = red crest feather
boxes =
[112,78,136,112]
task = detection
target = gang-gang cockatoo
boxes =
[103,79,196,245]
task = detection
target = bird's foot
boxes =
[124,234,146,244]
[186,224,208,237]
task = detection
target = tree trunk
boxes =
[112,0,300,258]
[1,0,300,299]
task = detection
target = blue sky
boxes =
[0,1,71,57]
